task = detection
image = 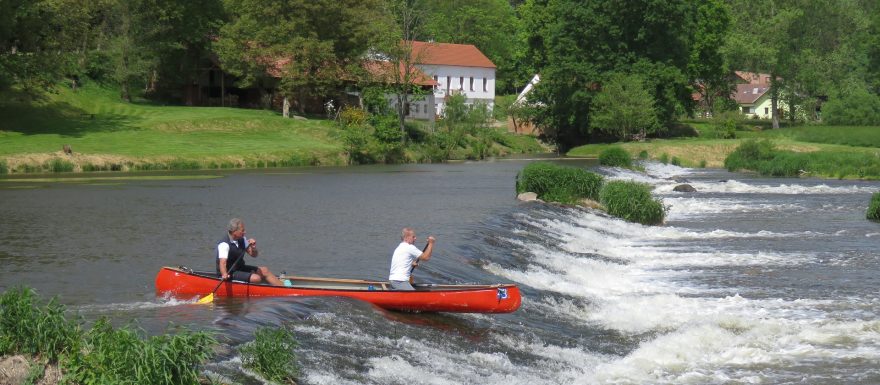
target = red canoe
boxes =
[155,266,521,313]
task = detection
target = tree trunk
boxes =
[283,97,290,118]
[397,92,408,145]
[770,76,780,129]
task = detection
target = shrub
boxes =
[240,326,299,383]
[711,110,742,139]
[599,180,666,225]
[0,287,82,361]
[64,319,215,385]
[724,139,777,172]
[339,106,369,128]
[868,192,880,220]
[516,162,604,203]
[658,153,669,164]
[598,146,632,168]
[638,150,649,160]
[823,88,880,126]
[671,156,681,166]
[699,159,707,168]
[49,158,74,172]
[0,159,7,174]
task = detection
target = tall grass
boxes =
[0,287,217,384]
[599,180,666,225]
[240,326,300,383]
[516,162,604,203]
[64,320,216,385]
[0,287,82,361]
[598,146,632,168]
[868,192,880,220]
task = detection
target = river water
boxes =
[1,159,879,384]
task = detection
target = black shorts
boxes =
[231,264,258,282]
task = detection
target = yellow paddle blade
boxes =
[196,293,214,304]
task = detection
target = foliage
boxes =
[868,192,880,220]
[638,150,649,160]
[599,180,666,225]
[598,146,632,168]
[516,162,604,204]
[0,159,7,174]
[822,88,880,126]
[723,139,777,172]
[711,110,743,139]
[239,326,300,384]
[589,73,658,141]
[527,0,699,150]
[0,287,82,362]
[339,106,369,128]
[688,0,734,117]
[64,319,215,385]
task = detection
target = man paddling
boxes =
[217,218,283,286]
[388,227,435,290]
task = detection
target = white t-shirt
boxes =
[388,242,423,281]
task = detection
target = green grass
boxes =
[516,162,604,204]
[240,326,300,383]
[599,180,666,225]
[598,146,632,168]
[868,192,880,220]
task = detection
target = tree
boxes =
[526,0,699,150]
[688,0,733,117]
[589,73,657,141]
[215,0,388,112]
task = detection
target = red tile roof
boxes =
[363,60,438,86]
[411,41,495,68]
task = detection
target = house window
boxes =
[469,77,474,91]
[742,106,749,114]
[764,107,768,115]
[433,76,439,91]
[459,76,464,90]
[446,76,450,94]
[483,78,487,92]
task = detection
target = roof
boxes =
[733,84,770,105]
[734,71,771,85]
[363,60,438,86]
[410,41,496,69]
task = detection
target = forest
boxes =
[2,0,880,150]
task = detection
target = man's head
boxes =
[401,227,416,244]
[227,218,246,238]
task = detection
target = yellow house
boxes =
[733,71,788,119]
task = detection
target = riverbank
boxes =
[0,84,545,174]
[568,122,880,179]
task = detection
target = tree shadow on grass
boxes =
[0,99,139,137]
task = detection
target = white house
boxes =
[410,41,496,118]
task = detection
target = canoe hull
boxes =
[155,267,520,313]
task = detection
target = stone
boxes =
[517,192,539,201]
[673,184,697,193]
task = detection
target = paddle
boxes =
[197,251,245,304]
[409,242,430,285]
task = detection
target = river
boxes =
[1,159,879,384]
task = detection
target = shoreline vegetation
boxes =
[0,84,546,176]
[0,287,299,385]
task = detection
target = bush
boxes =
[724,139,777,172]
[0,159,7,174]
[49,158,74,172]
[516,162,604,203]
[711,110,742,139]
[868,192,880,220]
[598,146,632,168]
[338,106,369,128]
[823,88,880,126]
[599,180,666,225]
[0,287,82,361]
[658,153,669,164]
[240,326,299,383]
[638,150,649,160]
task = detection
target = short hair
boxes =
[227,218,243,233]
[401,227,414,240]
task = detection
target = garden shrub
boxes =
[724,139,777,172]
[599,180,666,225]
[516,162,604,203]
[598,146,632,168]
[240,326,300,384]
[868,192,880,220]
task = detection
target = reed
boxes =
[516,162,604,203]
[0,287,82,362]
[867,192,880,220]
[239,326,300,383]
[726,139,880,178]
[598,146,632,168]
[599,180,666,225]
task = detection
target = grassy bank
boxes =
[0,84,544,174]
[568,121,880,179]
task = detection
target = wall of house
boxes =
[741,95,789,119]
[418,64,496,117]
[385,93,436,121]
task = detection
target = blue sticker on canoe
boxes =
[497,288,508,300]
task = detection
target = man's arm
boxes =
[246,238,258,257]
[218,242,230,280]
[417,236,436,263]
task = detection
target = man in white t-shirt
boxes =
[388,227,435,290]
